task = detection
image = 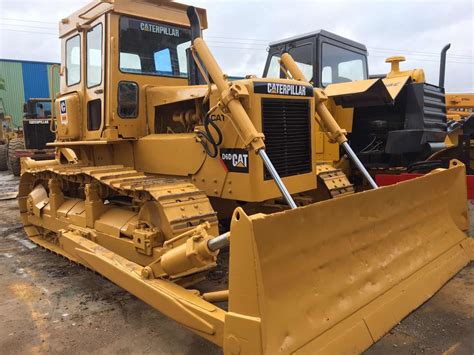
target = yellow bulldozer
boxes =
[0,98,24,172]
[19,0,472,353]
[442,93,474,173]
[263,33,460,180]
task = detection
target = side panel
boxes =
[0,60,25,127]
[21,62,50,101]
[133,134,206,176]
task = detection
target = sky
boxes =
[0,0,473,92]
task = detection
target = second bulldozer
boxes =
[0,98,23,172]
[442,93,474,173]
[263,32,456,179]
[19,0,472,353]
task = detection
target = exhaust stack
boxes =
[439,43,451,89]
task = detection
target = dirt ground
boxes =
[0,171,473,354]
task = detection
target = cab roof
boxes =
[269,29,367,52]
[59,0,207,38]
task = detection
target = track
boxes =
[21,164,217,239]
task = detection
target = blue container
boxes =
[0,59,60,127]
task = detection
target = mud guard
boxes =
[225,163,472,354]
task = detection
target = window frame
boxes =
[66,34,82,87]
[265,54,283,79]
[118,15,192,79]
[87,98,102,131]
[263,36,317,82]
[153,48,173,75]
[287,42,315,82]
[86,23,104,89]
[318,39,369,87]
[117,81,139,119]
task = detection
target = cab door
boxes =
[84,16,105,140]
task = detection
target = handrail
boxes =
[49,64,61,134]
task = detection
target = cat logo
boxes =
[210,114,225,122]
[220,148,249,173]
[60,100,68,125]
[28,120,49,125]
[60,100,67,114]
[139,22,180,37]
[253,82,314,97]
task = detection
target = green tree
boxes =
[0,76,5,91]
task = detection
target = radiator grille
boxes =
[422,83,447,131]
[262,98,312,180]
[23,119,55,150]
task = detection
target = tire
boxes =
[0,144,7,171]
[7,138,25,176]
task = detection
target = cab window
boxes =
[118,81,139,118]
[321,43,367,87]
[66,35,81,86]
[288,44,314,81]
[154,48,172,75]
[265,43,314,81]
[266,55,282,78]
[87,24,103,88]
[119,16,191,77]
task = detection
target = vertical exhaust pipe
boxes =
[186,7,203,85]
[187,6,202,40]
[439,43,451,89]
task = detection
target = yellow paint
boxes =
[17,0,473,353]
[226,163,470,354]
[385,56,425,83]
[382,76,411,100]
[444,93,473,153]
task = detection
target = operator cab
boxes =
[56,0,206,142]
[263,30,369,87]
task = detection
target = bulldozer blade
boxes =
[226,163,472,354]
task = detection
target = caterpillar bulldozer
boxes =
[0,98,23,172]
[263,32,458,180]
[442,93,474,173]
[398,93,474,194]
[6,98,57,176]
[262,30,474,185]
[19,0,472,353]
[0,101,12,171]
[446,93,474,120]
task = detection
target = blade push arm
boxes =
[280,53,379,189]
